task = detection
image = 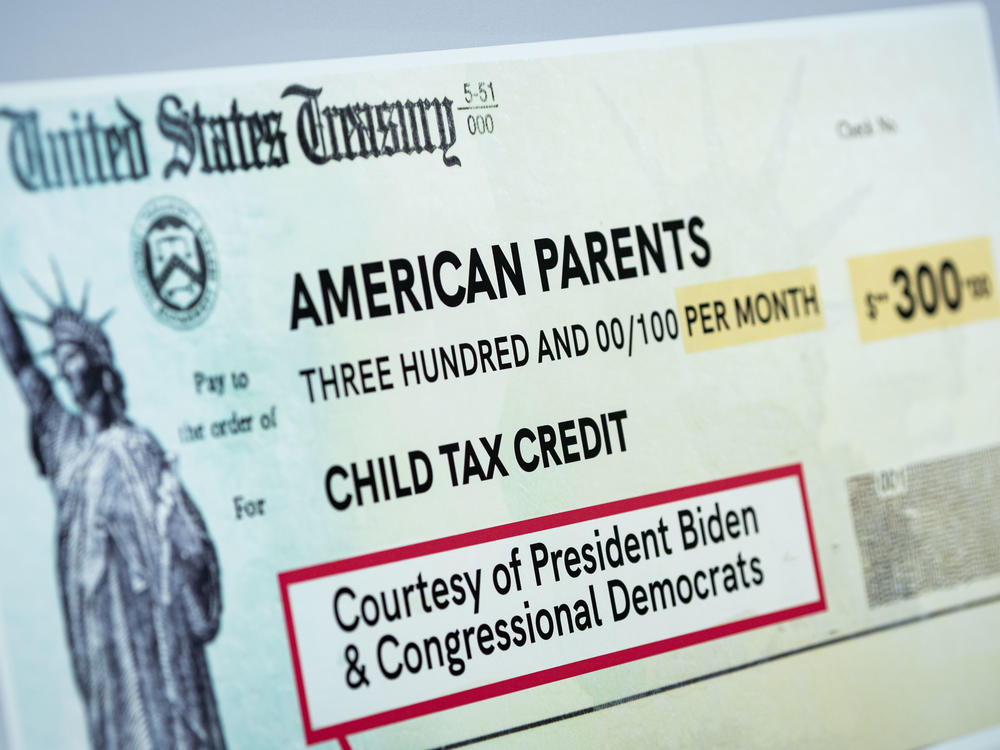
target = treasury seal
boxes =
[131,196,218,329]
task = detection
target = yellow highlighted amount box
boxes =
[848,237,1000,343]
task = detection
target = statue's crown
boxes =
[19,260,115,369]
[48,306,114,368]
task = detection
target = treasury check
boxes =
[1,4,999,749]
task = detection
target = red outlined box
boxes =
[278,464,825,746]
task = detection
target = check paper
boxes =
[0,5,999,749]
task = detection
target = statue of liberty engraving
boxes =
[0,266,227,749]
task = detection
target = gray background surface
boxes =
[0,0,998,83]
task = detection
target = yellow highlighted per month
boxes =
[848,237,1000,343]
[674,267,825,353]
